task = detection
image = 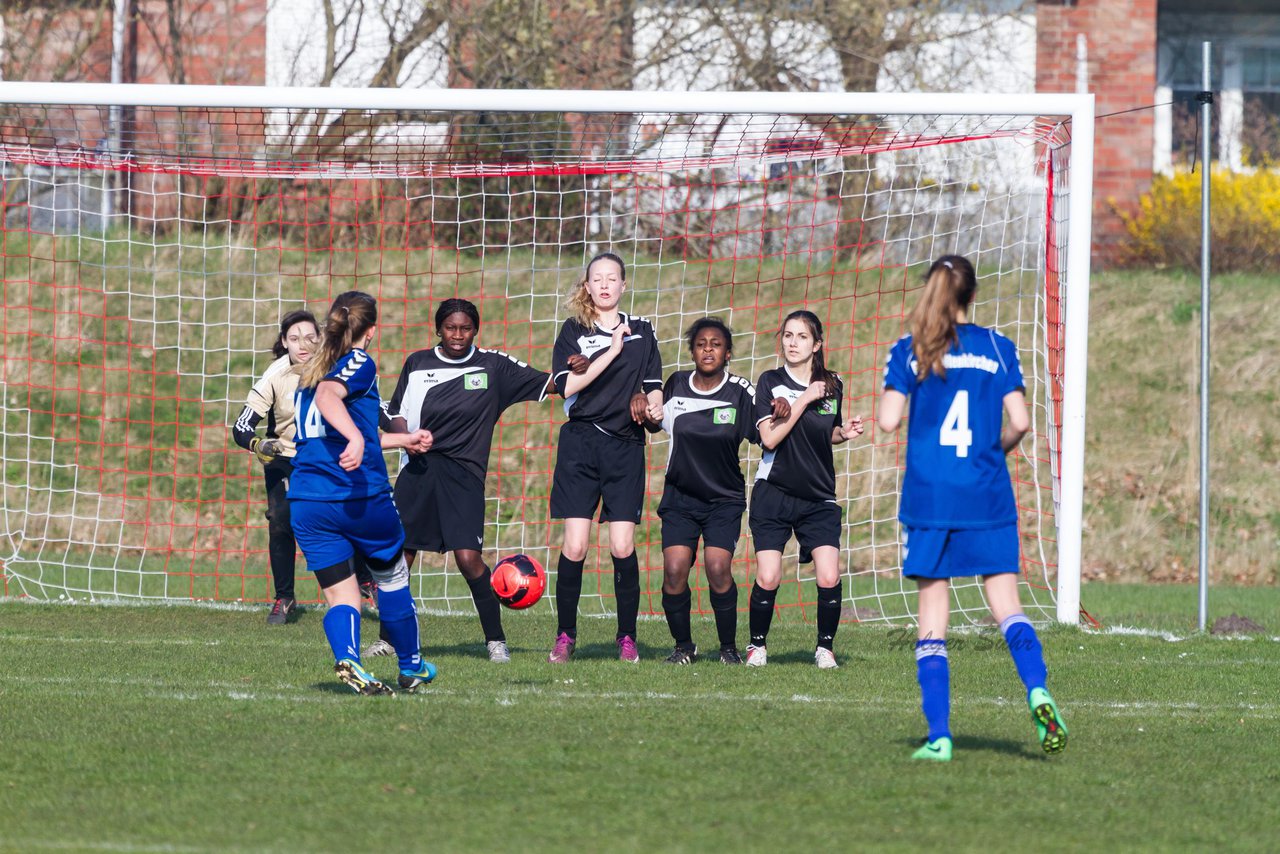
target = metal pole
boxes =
[1198,42,1212,632]
[104,0,128,228]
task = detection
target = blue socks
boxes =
[322,604,361,663]
[377,584,422,671]
[1001,614,1048,698]
[916,639,950,742]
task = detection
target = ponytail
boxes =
[567,251,626,328]
[300,291,378,389]
[779,309,839,399]
[909,255,977,381]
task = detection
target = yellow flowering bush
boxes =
[1118,167,1280,271]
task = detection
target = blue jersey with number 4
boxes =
[289,348,391,501]
[883,324,1023,529]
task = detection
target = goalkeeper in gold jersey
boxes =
[232,310,376,625]
[233,310,317,624]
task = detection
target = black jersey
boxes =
[753,366,842,503]
[552,313,663,444]
[659,370,758,504]
[388,345,549,482]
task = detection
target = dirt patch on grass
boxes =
[1210,613,1266,635]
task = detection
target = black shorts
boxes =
[549,421,646,523]
[657,483,745,554]
[748,479,842,564]
[393,453,486,553]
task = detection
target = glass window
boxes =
[1244,48,1267,89]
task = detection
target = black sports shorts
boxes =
[657,482,745,553]
[748,479,841,564]
[393,453,486,553]
[549,420,646,523]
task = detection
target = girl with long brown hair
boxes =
[747,310,864,669]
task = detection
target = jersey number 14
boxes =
[295,392,328,440]
[940,390,972,458]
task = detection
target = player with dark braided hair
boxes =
[384,298,585,663]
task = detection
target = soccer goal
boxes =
[0,83,1092,626]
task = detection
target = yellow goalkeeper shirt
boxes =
[243,355,303,457]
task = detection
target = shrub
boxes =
[1117,167,1280,272]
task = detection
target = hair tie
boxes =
[942,260,954,270]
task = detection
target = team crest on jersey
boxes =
[465,373,489,391]
[713,407,736,424]
[818,399,837,416]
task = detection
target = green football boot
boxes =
[1029,687,1068,754]
[911,736,953,762]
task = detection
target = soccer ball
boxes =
[490,554,546,610]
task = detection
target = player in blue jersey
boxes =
[290,291,436,695]
[384,298,587,663]
[878,255,1067,760]
[642,318,790,665]
[547,252,664,664]
[747,310,864,669]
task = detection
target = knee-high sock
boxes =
[465,569,505,643]
[1001,614,1047,697]
[709,582,739,649]
[613,552,641,640]
[748,583,776,647]
[662,588,693,646]
[916,639,951,741]
[816,581,842,651]
[377,585,422,671]
[322,604,361,664]
[555,554,584,639]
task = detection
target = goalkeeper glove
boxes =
[249,437,283,464]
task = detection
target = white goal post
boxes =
[0,82,1093,625]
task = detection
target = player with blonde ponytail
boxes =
[879,255,1068,761]
[289,290,436,695]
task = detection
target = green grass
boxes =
[1083,268,1280,585]
[1,584,1278,852]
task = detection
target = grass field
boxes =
[2,584,1277,853]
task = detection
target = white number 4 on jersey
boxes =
[940,390,972,458]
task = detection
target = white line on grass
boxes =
[4,839,218,853]
[0,633,220,647]
[6,674,1278,718]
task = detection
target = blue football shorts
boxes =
[290,491,405,571]
[901,523,1020,579]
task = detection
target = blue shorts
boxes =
[901,523,1019,579]
[290,491,405,571]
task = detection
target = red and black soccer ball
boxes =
[490,553,547,610]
